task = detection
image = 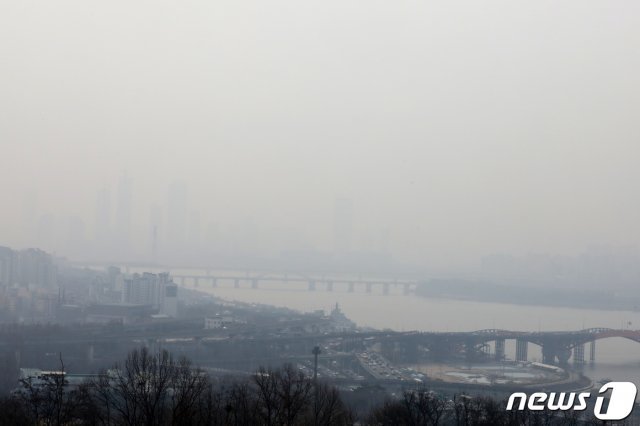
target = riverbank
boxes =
[414,279,640,312]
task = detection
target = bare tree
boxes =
[0,396,30,426]
[87,370,118,426]
[414,390,448,426]
[190,382,228,426]
[225,381,260,426]
[253,366,282,426]
[169,356,210,425]
[365,388,447,426]
[15,353,78,426]
[366,398,409,425]
[93,347,210,426]
[276,364,313,426]
[309,381,353,426]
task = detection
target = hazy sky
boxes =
[1,1,639,267]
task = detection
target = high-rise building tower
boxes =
[167,181,188,247]
[188,210,201,247]
[115,174,132,252]
[149,203,163,262]
[95,188,111,247]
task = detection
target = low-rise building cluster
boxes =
[0,246,179,324]
[0,247,58,321]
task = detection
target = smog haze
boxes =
[2,1,639,271]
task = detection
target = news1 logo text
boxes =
[507,382,638,421]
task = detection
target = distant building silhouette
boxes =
[36,214,55,252]
[167,181,188,247]
[121,272,178,317]
[115,174,132,252]
[94,188,111,247]
[0,246,57,288]
[333,198,353,254]
[149,203,163,262]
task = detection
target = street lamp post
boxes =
[312,346,321,381]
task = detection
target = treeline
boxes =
[1,348,352,426]
[0,348,621,425]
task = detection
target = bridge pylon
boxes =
[574,343,585,364]
[495,338,505,361]
[464,339,478,362]
[516,339,528,362]
[590,340,596,363]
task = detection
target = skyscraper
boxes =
[149,203,163,263]
[115,174,132,252]
[95,188,111,247]
[188,210,201,247]
[167,181,188,248]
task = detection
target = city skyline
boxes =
[6,170,640,272]
[12,174,395,263]
[2,1,639,269]
[2,1,640,421]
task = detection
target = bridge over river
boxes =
[3,322,638,367]
[397,328,640,364]
[171,271,418,295]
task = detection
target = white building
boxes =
[121,272,178,317]
[204,315,234,329]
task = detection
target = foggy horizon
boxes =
[2,1,639,270]
[4,3,640,421]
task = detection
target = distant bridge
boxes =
[171,272,419,295]
[69,262,421,294]
[3,323,639,367]
[398,328,640,365]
